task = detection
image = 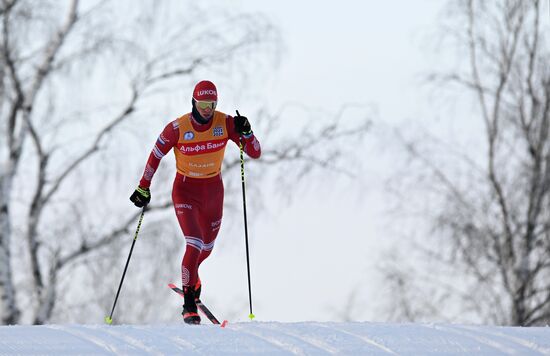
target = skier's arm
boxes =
[227,115,261,159]
[138,121,178,188]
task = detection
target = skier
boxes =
[129,80,261,324]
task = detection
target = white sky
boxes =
[222,0,445,118]
[184,0,454,322]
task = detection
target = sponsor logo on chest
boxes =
[178,140,227,155]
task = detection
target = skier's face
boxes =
[196,100,216,119]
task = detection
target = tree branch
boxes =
[2,4,24,153]
[57,202,171,268]
[41,85,138,206]
[25,0,79,108]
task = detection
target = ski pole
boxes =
[105,207,146,324]
[236,110,255,321]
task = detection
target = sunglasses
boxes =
[195,100,217,110]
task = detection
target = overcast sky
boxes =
[173,0,458,322]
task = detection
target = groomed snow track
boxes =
[1,321,549,355]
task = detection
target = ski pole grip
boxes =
[236,110,244,144]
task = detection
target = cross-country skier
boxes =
[129,80,261,324]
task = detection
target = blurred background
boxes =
[1,0,549,326]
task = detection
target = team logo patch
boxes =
[213,126,224,137]
[183,131,194,140]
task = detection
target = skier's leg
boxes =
[173,209,202,288]
[197,178,224,267]
[194,178,224,300]
[173,216,202,323]
[172,177,203,324]
[172,181,203,288]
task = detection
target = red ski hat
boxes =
[193,80,218,101]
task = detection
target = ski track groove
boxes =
[46,325,118,354]
[456,325,550,355]
[167,335,200,354]
[233,324,312,355]
[320,324,398,355]
[100,326,165,356]
[132,325,199,354]
[432,325,518,355]
[254,323,339,354]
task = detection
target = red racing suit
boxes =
[138,111,261,288]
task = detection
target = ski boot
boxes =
[181,286,201,325]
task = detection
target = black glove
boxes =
[130,186,151,207]
[234,114,252,136]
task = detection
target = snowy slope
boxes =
[1,322,549,355]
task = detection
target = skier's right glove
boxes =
[129,186,151,208]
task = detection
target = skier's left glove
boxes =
[130,186,151,208]
[234,114,252,137]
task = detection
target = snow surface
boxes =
[1,322,549,355]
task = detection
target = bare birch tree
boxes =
[385,0,550,326]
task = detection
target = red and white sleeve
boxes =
[139,120,179,188]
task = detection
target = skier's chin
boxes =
[197,110,213,120]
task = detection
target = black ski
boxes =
[168,283,227,326]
